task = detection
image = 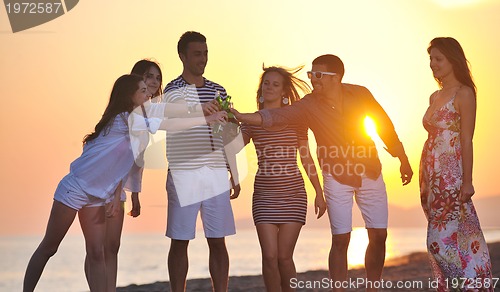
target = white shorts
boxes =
[54,174,107,210]
[106,191,126,204]
[324,173,388,235]
[166,167,236,240]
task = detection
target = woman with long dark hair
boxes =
[131,59,163,99]
[23,74,227,291]
[87,60,165,291]
[420,37,493,291]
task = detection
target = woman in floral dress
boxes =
[420,37,493,291]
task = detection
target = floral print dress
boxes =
[420,95,493,291]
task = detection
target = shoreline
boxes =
[117,242,499,291]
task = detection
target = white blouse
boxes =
[69,107,162,200]
[68,101,201,200]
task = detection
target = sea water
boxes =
[2,227,500,292]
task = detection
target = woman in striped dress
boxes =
[240,66,326,292]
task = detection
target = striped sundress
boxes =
[242,124,308,225]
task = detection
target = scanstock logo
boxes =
[4,0,79,33]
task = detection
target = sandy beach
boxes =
[117,242,499,291]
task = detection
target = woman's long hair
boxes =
[83,74,143,144]
[131,59,163,98]
[428,37,476,97]
[256,65,311,110]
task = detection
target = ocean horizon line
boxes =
[3,229,500,291]
[2,225,500,238]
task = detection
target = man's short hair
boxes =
[312,55,345,79]
[178,31,206,55]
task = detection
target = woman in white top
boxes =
[126,59,164,216]
[23,74,227,292]
[87,60,164,291]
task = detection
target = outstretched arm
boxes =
[231,109,262,126]
[161,111,228,132]
[140,99,220,119]
[364,89,413,185]
[231,97,309,130]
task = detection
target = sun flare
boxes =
[364,116,378,139]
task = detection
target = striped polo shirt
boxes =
[163,76,228,170]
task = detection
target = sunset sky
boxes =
[1,0,499,235]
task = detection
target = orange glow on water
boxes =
[347,228,369,268]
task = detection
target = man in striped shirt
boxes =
[163,31,240,292]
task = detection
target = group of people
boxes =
[23,31,493,292]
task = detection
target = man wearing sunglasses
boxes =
[232,54,413,292]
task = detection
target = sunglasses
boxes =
[307,71,337,79]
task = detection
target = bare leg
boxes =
[329,233,350,292]
[168,239,189,292]
[84,255,89,288]
[277,223,302,292]
[206,237,229,292]
[365,228,387,292]
[84,204,124,292]
[256,224,280,292]
[79,206,107,292]
[104,204,124,291]
[23,201,77,292]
